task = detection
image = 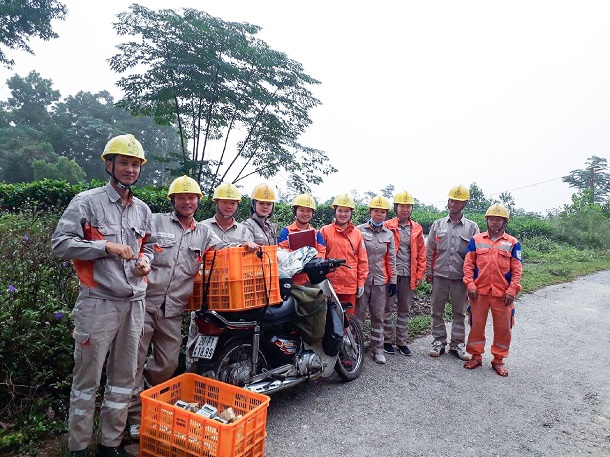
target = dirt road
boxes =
[125,271,610,456]
[261,270,610,457]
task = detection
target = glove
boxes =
[388,284,397,297]
[356,286,364,298]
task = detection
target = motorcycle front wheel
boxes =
[213,338,270,387]
[335,317,365,381]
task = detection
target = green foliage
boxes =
[0,1,67,68]
[32,155,86,183]
[0,211,77,451]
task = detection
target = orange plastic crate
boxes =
[185,245,281,312]
[139,373,270,457]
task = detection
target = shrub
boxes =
[0,211,78,450]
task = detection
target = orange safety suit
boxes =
[463,231,523,364]
[278,222,326,285]
[320,222,369,312]
[384,217,426,346]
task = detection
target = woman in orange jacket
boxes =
[320,194,369,314]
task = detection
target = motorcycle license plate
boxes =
[192,335,219,360]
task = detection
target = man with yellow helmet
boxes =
[278,193,326,285]
[463,203,523,377]
[127,176,229,441]
[355,195,397,365]
[203,182,255,244]
[320,193,369,312]
[382,190,426,357]
[243,183,278,245]
[425,184,480,360]
[52,134,153,457]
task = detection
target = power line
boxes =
[487,176,565,196]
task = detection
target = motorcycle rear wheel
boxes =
[335,317,365,381]
[213,338,270,387]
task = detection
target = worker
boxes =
[356,195,397,364]
[126,176,231,441]
[243,182,278,245]
[202,182,254,243]
[320,193,369,312]
[463,203,523,377]
[425,184,480,360]
[383,190,426,356]
[278,193,326,285]
[51,134,153,457]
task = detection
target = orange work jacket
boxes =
[320,222,369,294]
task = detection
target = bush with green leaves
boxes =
[0,210,77,451]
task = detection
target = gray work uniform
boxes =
[243,213,278,246]
[355,223,396,355]
[425,215,480,347]
[128,212,227,425]
[386,223,412,346]
[186,216,253,370]
[51,182,153,451]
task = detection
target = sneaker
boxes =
[128,424,140,441]
[373,352,386,364]
[429,341,445,357]
[449,343,471,361]
[383,343,395,354]
[396,345,412,356]
[94,444,135,457]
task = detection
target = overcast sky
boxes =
[2,1,610,213]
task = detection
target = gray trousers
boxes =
[384,275,414,346]
[128,305,182,425]
[68,298,144,451]
[430,276,468,346]
[355,284,387,354]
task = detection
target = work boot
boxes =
[428,341,445,357]
[449,343,471,361]
[383,343,395,354]
[94,444,135,457]
[396,345,412,356]
[372,352,386,364]
[68,450,89,457]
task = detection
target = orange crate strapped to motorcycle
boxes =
[186,245,281,312]
[139,373,270,457]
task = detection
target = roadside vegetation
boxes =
[1,180,609,455]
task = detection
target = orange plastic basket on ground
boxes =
[139,373,270,457]
[185,245,281,312]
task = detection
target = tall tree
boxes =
[467,182,492,213]
[109,5,336,199]
[2,70,59,131]
[0,0,67,67]
[562,156,610,204]
[381,184,395,199]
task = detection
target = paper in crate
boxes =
[186,245,281,312]
[139,373,270,457]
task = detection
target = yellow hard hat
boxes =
[292,193,317,210]
[251,183,277,202]
[393,190,415,205]
[167,175,203,199]
[485,203,510,221]
[101,134,146,164]
[448,184,470,201]
[332,193,355,209]
[212,182,241,201]
[368,195,391,210]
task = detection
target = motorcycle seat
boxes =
[215,297,295,323]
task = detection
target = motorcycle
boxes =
[188,247,365,394]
